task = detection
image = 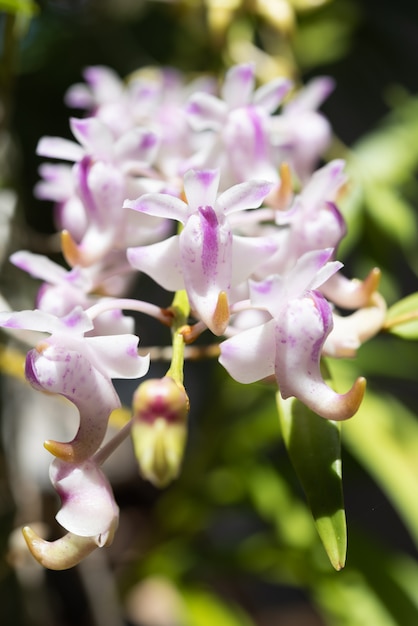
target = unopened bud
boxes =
[131,377,189,487]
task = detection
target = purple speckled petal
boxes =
[180,209,232,334]
[26,345,120,460]
[50,457,119,539]
[221,63,255,109]
[219,319,276,383]
[274,292,364,420]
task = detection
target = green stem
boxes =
[166,289,190,385]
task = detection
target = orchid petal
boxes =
[285,76,335,115]
[50,458,119,539]
[34,163,74,201]
[253,78,292,113]
[10,250,68,284]
[26,346,120,462]
[23,527,99,570]
[219,320,275,383]
[85,161,125,227]
[83,65,123,102]
[323,293,386,357]
[219,179,274,215]
[70,117,113,159]
[184,169,220,212]
[180,207,232,334]
[186,92,227,130]
[85,335,150,379]
[127,236,184,291]
[125,193,187,223]
[321,268,382,309]
[36,137,84,162]
[0,307,93,336]
[275,293,365,420]
[232,235,278,285]
[221,63,255,108]
[114,128,160,168]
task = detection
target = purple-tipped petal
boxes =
[85,334,149,379]
[186,93,227,130]
[0,307,93,336]
[219,178,274,215]
[221,63,255,109]
[125,193,187,223]
[70,117,113,158]
[253,77,292,113]
[183,169,220,212]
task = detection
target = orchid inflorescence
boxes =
[0,63,386,569]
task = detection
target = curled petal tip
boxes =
[44,438,93,463]
[363,267,381,300]
[22,526,97,570]
[44,439,76,462]
[212,291,230,336]
[336,376,366,421]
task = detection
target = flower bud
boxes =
[131,377,189,487]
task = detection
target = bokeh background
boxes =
[2,1,418,625]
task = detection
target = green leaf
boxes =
[277,394,346,570]
[385,292,418,339]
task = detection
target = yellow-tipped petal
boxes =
[362,267,381,301]
[22,526,98,570]
[61,229,82,268]
[44,439,76,462]
[44,437,94,464]
[212,291,230,336]
[335,376,367,421]
[277,162,293,210]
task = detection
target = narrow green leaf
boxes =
[277,394,346,570]
[385,292,418,339]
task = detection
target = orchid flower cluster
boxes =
[0,63,386,570]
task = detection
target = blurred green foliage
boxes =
[2,1,418,625]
